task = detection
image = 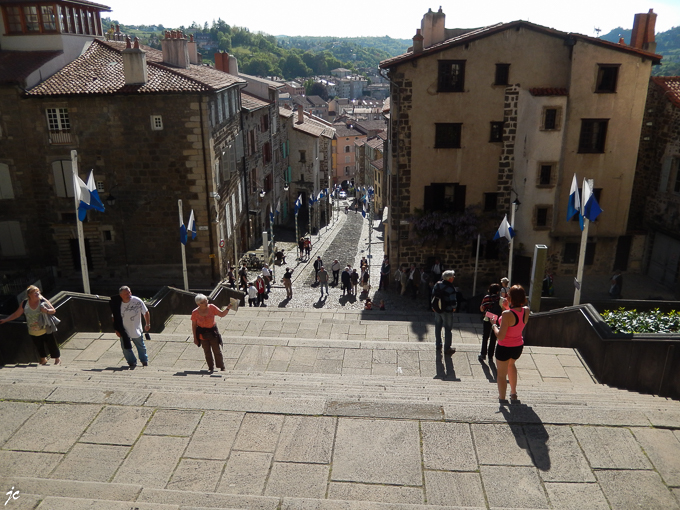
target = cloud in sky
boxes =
[108,0,679,39]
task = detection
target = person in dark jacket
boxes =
[341,265,351,296]
[431,270,457,355]
[479,283,502,361]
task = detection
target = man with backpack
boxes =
[431,270,457,355]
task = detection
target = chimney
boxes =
[187,34,200,65]
[160,30,190,68]
[122,36,147,85]
[214,51,228,73]
[412,29,424,53]
[228,54,239,75]
[297,104,304,124]
[421,6,446,48]
[630,9,657,53]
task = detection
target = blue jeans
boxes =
[320,282,329,295]
[434,312,453,350]
[121,335,148,365]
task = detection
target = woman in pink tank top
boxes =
[492,285,530,403]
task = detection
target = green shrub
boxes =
[601,308,680,334]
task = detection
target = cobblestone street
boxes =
[241,199,431,313]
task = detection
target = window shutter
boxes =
[235,131,244,160]
[0,163,14,199]
[0,221,26,256]
[52,160,74,198]
[454,184,466,212]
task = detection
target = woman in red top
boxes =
[191,294,232,373]
[492,285,529,402]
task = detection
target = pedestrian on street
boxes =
[361,267,370,295]
[360,257,368,271]
[282,268,293,299]
[493,285,529,402]
[313,256,323,282]
[479,283,502,361]
[399,264,409,295]
[431,258,442,283]
[341,265,351,296]
[111,286,150,369]
[255,276,266,307]
[408,263,421,299]
[247,283,258,307]
[431,270,457,356]
[500,277,510,299]
[305,238,312,258]
[350,268,359,296]
[0,285,61,366]
[227,267,236,289]
[261,264,272,292]
[331,259,342,285]
[298,238,305,261]
[238,264,248,291]
[318,266,329,297]
[379,256,390,291]
[191,294,231,373]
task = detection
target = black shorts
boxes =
[495,344,523,362]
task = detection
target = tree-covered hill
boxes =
[601,25,680,76]
[102,18,409,80]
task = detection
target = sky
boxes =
[107,0,680,39]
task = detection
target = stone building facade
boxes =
[629,77,680,289]
[0,34,246,289]
[380,8,661,288]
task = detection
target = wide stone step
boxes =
[0,476,602,510]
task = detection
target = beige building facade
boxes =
[380,8,661,286]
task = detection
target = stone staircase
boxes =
[1,309,679,510]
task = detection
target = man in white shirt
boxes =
[115,286,150,369]
[261,264,272,292]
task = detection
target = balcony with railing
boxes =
[49,130,72,145]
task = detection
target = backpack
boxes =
[431,284,444,314]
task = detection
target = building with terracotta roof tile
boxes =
[628,76,680,288]
[0,6,252,287]
[379,7,662,285]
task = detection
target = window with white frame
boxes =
[46,108,71,144]
[0,163,14,199]
[0,221,26,256]
[225,202,232,237]
[150,115,163,131]
[96,180,105,193]
[223,92,230,120]
[52,160,74,197]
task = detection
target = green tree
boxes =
[281,53,312,80]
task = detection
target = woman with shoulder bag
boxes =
[0,285,61,365]
[492,285,530,403]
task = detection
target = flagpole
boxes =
[270,214,275,283]
[573,217,589,305]
[178,199,189,291]
[508,202,517,285]
[71,150,91,295]
[472,233,481,297]
[295,209,300,261]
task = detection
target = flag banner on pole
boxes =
[270,211,275,224]
[582,178,603,222]
[493,214,515,241]
[294,195,302,214]
[76,170,105,221]
[180,215,188,245]
[317,190,323,202]
[188,209,197,240]
[361,202,366,218]
[276,200,281,216]
[566,173,580,221]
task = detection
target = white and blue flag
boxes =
[493,214,515,242]
[294,194,302,214]
[276,200,281,216]
[180,215,187,245]
[582,178,603,223]
[187,209,197,240]
[76,170,105,221]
